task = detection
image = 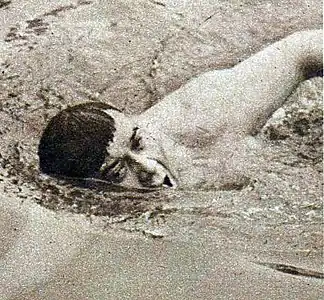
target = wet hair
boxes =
[38,102,119,178]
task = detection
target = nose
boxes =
[126,153,176,188]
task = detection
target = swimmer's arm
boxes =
[140,30,322,136]
[230,30,323,133]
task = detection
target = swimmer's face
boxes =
[100,110,176,189]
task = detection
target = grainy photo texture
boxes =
[0,1,323,299]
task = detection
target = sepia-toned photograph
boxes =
[0,0,323,299]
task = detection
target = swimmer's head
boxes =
[38,102,119,179]
[39,102,176,188]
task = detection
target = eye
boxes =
[130,127,144,152]
[100,159,127,183]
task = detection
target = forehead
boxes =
[103,109,135,157]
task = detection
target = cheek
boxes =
[137,171,163,187]
[137,169,175,188]
[137,170,152,184]
[127,158,157,186]
[127,154,158,174]
[135,162,172,187]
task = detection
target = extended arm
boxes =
[141,30,323,137]
[229,29,323,134]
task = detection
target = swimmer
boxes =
[38,30,323,189]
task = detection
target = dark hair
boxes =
[38,102,119,178]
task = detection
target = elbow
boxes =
[298,30,323,79]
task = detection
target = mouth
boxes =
[162,174,174,188]
[136,160,177,189]
[159,165,177,188]
[156,158,178,188]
